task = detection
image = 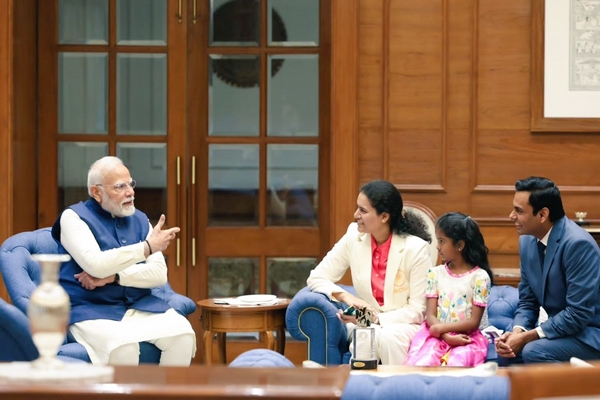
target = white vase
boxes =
[27,254,71,368]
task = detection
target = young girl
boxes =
[404,212,493,366]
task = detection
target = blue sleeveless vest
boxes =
[52,199,170,324]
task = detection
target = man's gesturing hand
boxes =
[146,214,180,255]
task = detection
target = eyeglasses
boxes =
[95,180,136,193]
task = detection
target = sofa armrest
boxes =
[151,282,197,317]
[343,374,510,400]
[285,286,353,365]
[488,285,518,333]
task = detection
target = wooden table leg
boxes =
[266,331,275,351]
[203,331,213,365]
[217,332,227,364]
[276,328,286,355]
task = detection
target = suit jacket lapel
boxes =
[354,232,373,297]
[541,218,565,301]
[383,234,404,305]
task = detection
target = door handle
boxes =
[176,0,182,24]
[193,0,198,24]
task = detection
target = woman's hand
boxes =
[337,309,357,324]
[441,332,472,346]
[335,292,371,310]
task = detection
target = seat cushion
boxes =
[229,349,294,368]
[343,374,510,400]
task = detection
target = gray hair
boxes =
[87,156,125,197]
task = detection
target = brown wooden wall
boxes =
[330,0,600,276]
[0,0,37,301]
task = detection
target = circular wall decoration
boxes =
[212,0,287,88]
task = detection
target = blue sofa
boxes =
[0,227,197,363]
[285,284,519,365]
[230,349,510,400]
[0,297,85,363]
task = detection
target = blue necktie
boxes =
[537,241,546,268]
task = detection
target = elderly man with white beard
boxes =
[51,156,196,366]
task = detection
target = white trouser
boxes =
[108,333,195,366]
[346,322,419,365]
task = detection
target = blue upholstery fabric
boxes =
[285,285,355,365]
[229,349,294,368]
[286,284,519,365]
[228,349,510,400]
[486,285,519,361]
[0,228,197,364]
[342,374,509,400]
[0,298,84,363]
[0,297,40,362]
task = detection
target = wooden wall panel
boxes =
[345,0,600,272]
[446,0,473,131]
[12,0,37,234]
[477,130,600,188]
[387,0,444,186]
[388,0,444,130]
[330,0,359,245]
[388,129,443,186]
[476,0,531,131]
[357,0,384,184]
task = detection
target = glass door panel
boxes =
[267,144,318,227]
[209,55,260,136]
[117,0,167,46]
[117,54,167,135]
[267,55,319,137]
[58,53,108,134]
[208,257,259,298]
[208,144,259,226]
[58,0,108,45]
[58,142,108,210]
[268,0,320,46]
[117,143,167,225]
[210,0,260,46]
[267,257,317,298]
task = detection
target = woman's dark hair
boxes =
[436,212,494,286]
[360,180,431,243]
[515,176,565,222]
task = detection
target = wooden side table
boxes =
[197,298,291,365]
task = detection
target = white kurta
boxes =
[60,209,196,365]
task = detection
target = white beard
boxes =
[101,192,136,218]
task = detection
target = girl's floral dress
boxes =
[404,263,491,366]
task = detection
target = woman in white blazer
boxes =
[307,180,433,365]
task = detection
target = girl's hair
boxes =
[360,180,431,243]
[436,212,494,286]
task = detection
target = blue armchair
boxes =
[0,228,197,363]
[0,297,85,363]
[285,284,519,365]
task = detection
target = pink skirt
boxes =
[404,322,488,367]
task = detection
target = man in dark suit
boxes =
[496,176,600,364]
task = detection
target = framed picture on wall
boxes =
[530,0,600,132]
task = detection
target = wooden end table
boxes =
[197,298,291,365]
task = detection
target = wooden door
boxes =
[37,0,188,294]
[187,0,331,361]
